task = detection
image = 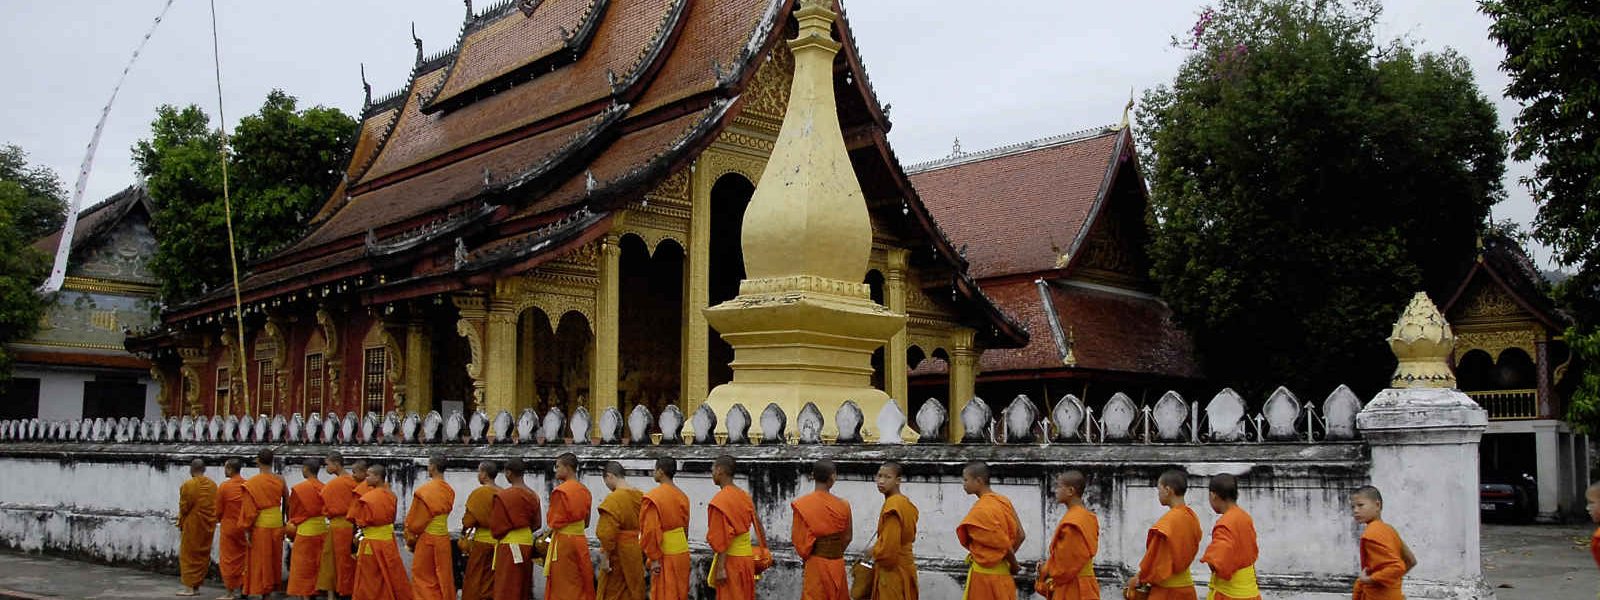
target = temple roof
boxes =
[1443,233,1572,332]
[32,185,153,259]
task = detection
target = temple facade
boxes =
[130,0,1025,442]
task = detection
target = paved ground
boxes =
[0,551,222,599]
[1482,522,1596,599]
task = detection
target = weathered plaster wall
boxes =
[13,368,161,422]
[0,442,1370,599]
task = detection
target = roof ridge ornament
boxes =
[1119,87,1134,130]
[360,63,372,107]
[412,22,423,66]
[519,0,537,17]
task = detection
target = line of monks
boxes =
[172,452,1418,600]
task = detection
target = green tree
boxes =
[1481,1,1600,432]
[134,90,357,302]
[0,182,53,381]
[1137,0,1507,399]
[0,144,69,240]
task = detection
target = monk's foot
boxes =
[176,588,198,597]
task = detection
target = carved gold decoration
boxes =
[380,325,404,384]
[647,169,691,202]
[62,276,158,296]
[89,310,119,331]
[1456,328,1540,362]
[741,42,793,125]
[737,275,872,298]
[456,318,484,381]
[315,308,340,356]
[1460,284,1524,320]
[1388,292,1457,389]
[180,365,201,416]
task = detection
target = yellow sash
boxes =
[494,527,534,569]
[424,514,449,536]
[359,525,393,555]
[295,516,329,536]
[253,506,284,528]
[328,516,352,529]
[708,532,754,588]
[472,527,499,543]
[1158,569,1195,589]
[962,555,1011,600]
[1207,565,1259,599]
[542,522,588,576]
[661,527,689,555]
[1079,562,1095,577]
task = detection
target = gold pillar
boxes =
[452,294,488,412]
[684,169,711,412]
[885,249,910,404]
[947,330,978,443]
[404,320,431,414]
[484,299,518,417]
[517,314,538,412]
[591,234,622,419]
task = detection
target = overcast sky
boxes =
[3,0,1554,268]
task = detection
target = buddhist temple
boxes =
[1442,233,1584,520]
[5,186,162,421]
[128,0,1026,442]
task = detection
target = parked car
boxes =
[1479,470,1537,522]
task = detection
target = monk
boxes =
[323,454,361,600]
[1351,486,1416,600]
[352,464,414,600]
[706,454,760,599]
[1588,482,1600,578]
[216,458,249,599]
[1200,474,1258,600]
[871,461,918,600]
[489,458,542,600]
[459,461,502,600]
[1037,471,1097,600]
[792,459,852,600]
[544,452,595,600]
[641,457,691,600]
[955,461,1024,600]
[597,460,646,600]
[288,458,330,600]
[177,458,217,597]
[405,454,456,600]
[1128,470,1201,600]
[241,449,289,599]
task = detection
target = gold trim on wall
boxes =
[61,276,158,296]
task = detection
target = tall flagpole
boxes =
[210,0,252,417]
[41,0,176,293]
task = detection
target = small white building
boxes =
[2,186,162,421]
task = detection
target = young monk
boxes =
[1129,469,1201,600]
[241,449,289,599]
[287,458,329,600]
[351,464,414,600]
[405,454,456,600]
[1200,474,1258,600]
[459,461,501,600]
[597,460,646,600]
[176,458,217,597]
[1037,470,1097,600]
[489,458,542,600]
[792,459,852,600]
[543,452,596,600]
[956,461,1024,600]
[216,458,249,599]
[641,457,691,600]
[1588,482,1600,579]
[322,453,360,600]
[872,461,919,600]
[706,454,759,599]
[1352,486,1416,600]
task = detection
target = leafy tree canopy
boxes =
[1137,0,1507,399]
[0,179,54,381]
[0,144,69,241]
[133,90,356,303]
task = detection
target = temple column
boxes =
[684,170,711,412]
[452,294,488,412]
[591,234,622,420]
[517,314,538,412]
[947,331,978,443]
[1535,339,1553,418]
[484,299,518,418]
[885,249,910,404]
[404,320,431,415]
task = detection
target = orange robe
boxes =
[216,475,248,590]
[871,494,919,600]
[792,491,852,600]
[1591,526,1600,571]
[598,487,646,600]
[956,492,1022,600]
[287,477,329,597]
[707,484,758,600]
[178,475,218,589]
[352,486,414,600]
[1200,507,1259,600]
[460,484,500,600]
[323,474,360,596]
[1137,505,1202,600]
[1354,520,1407,600]
[641,482,692,600]
[546,479,596,600]
[1039,504,1098,600]
[240,472,288,596]
[489,486,542,600]
[405,479,457,600]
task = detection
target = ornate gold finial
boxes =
[1119,87,1134,130]
[1387,291,1456,389]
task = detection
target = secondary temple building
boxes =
[129,0,1029,441]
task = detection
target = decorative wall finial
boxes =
[412,22,423,65]
[1387,292,1456,389]
[360,63,372,106]
[951,136,962,158]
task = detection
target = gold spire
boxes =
[1387,292,1457,389]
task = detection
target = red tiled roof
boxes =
[426,0,604,109]
[908,129,1122,279]
[969,279,1200,378]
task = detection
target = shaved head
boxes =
[224,458,242,476]
[963,461,990,484]
[811,459,837,483]
[714,454,737,474]
[1209,473,1239,502]
[189,458,206,475]
[880,461,903,478]
[1057,470,1087,496]
[506,458,527,477]
[556,452,579,471]
[428,453,447,473]
[256,448,274,466]
[368,464,387,479]
[654,457,677,479]
[302,457,321,472]
[604,461,627,478]
[325,452,344,467]
[1353,485,1383,504]
[478,461,500,478]
[1158,469,1188,495]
